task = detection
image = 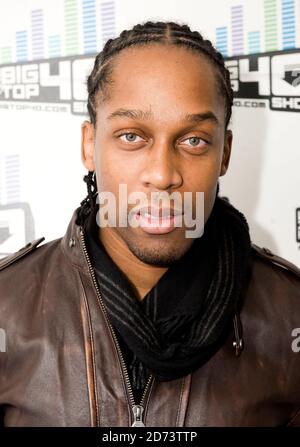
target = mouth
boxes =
[135,207,183,235]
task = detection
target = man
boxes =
[0,21,299,427]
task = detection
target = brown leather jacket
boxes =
[0,208,300,427]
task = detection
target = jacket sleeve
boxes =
[287,408,300,427]
[0,406,4,427]
[0,237,45,427]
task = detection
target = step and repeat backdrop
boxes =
[0,0,299,266]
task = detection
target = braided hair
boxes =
[76,21,232,226]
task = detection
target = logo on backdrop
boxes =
[1,49,300,115]
[0,55,95,115]
[0,203,35,259]
[226,49,300,112]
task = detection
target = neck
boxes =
[99,227,168,301]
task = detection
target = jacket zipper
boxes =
[79,227,154,427]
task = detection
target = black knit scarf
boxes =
[82,195,252,386]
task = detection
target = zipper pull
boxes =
[131,405,145,427]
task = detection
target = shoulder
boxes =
[249,243,300,302]
[0,237,45,272]
[0,237,64,323]
[251,243,300,280]
[250,243,300,299]
[244,244,300,350]
[0,237,62,284]
[244,243,300,331]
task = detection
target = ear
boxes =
[81,120,96,171]
[220,129,232,176]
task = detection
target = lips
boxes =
[137,207,183,219]
[134,206,183,235]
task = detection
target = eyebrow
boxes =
[107,108,219,125]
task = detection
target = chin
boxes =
[122,231,194,267]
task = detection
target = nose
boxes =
[139,141,183,191]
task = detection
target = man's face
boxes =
[82,44,232,266]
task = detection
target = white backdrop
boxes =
[0,0,299,266]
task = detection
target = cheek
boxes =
[95,142,135,193]
[184,153,222,191]
[97,129,163,178]
[182,154,222,219]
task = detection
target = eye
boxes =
[181,136,208,148]
[118,132,144,143]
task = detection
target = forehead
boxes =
[98,43,224,125]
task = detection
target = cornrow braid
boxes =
[75,170,98,226]
[79,21,232,224]
[87,21,233,128]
